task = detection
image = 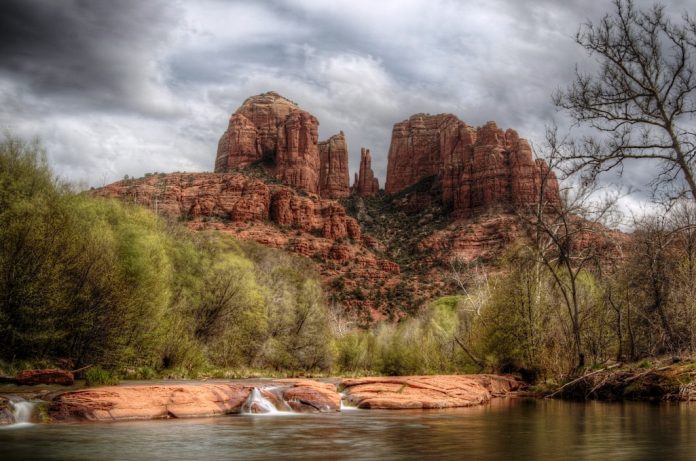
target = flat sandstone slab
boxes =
[46,375,519,422]
[340,374,520,409]
[49,380,340,422]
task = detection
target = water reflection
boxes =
[0,399,694,460]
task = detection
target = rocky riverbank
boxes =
[544,360,696,401]
[0,374,522,425]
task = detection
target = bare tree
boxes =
[522,129,623,375]
[554,0,696,201]
[447,257,491,369]
[448,257,491,317]
[625,201,696,355]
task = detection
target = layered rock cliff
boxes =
[215,92,297,170]
[318,132,350,199]
[215,92,321,195]
[385,114,560,216]
[95,173,361,241]
[353,148,380,197]
[97,92,576,322]
[95,172,402,321]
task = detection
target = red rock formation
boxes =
[94,173,407,321]
[215,92,321,195]
[50,384,250,421]
[97,95,576,322]
[385,114,447,194]
[95,173,359,241]
[215,113,258,171]
[318,132,350,199]
[275,109,321,194]
[353,148,380,197]
[275,379,341,413]
[215,92,297,170]
[416,214,522,263]
[385,114,560,216]
[341,374,520,409]
[15,369,74,386]
[49,380,340,422]
[46,375,522,422]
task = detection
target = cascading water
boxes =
[339,392,359,411]
[241,388,280,415]
[3,398,36,429]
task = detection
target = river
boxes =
[1,398,694,460]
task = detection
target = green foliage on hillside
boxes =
[3,134,695,383]
[0,135,332,375]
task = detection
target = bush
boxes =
[0,134,336,376]
[85,367,120,386]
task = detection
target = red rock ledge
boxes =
[49,380,339,422]
[15,368,75,386]
[340,374,521,409]
[46,375,520,422]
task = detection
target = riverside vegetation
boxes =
[3,0,696,393]
[3,134,696,392]
[0,136,334,380]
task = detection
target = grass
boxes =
[85,367,120,386]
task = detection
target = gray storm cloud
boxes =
[0,0,690,211]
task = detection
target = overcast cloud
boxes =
[1,0,694,213]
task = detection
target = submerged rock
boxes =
[0,396,13,425]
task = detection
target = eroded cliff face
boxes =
[318,132,350,199]
[95,173,402,322]
[215,92,297,170]
[95,173,361,241]
[353,148,380,197]
[215,92,322,195]
[96,92,583,323]
[385,114,560,216]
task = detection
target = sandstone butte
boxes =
[41,375,520,423]
[215,92,325,198]
[385,114,560,216]
[96,91,575,321]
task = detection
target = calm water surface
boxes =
[1,399,695,460]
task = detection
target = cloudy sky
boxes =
[1,0,693,210]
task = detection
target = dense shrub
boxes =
[0,135,333,375]
[85,366,120,386]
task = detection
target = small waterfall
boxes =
[241,388,280,415]
[2,398,36,429]
[339,392,359,411]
